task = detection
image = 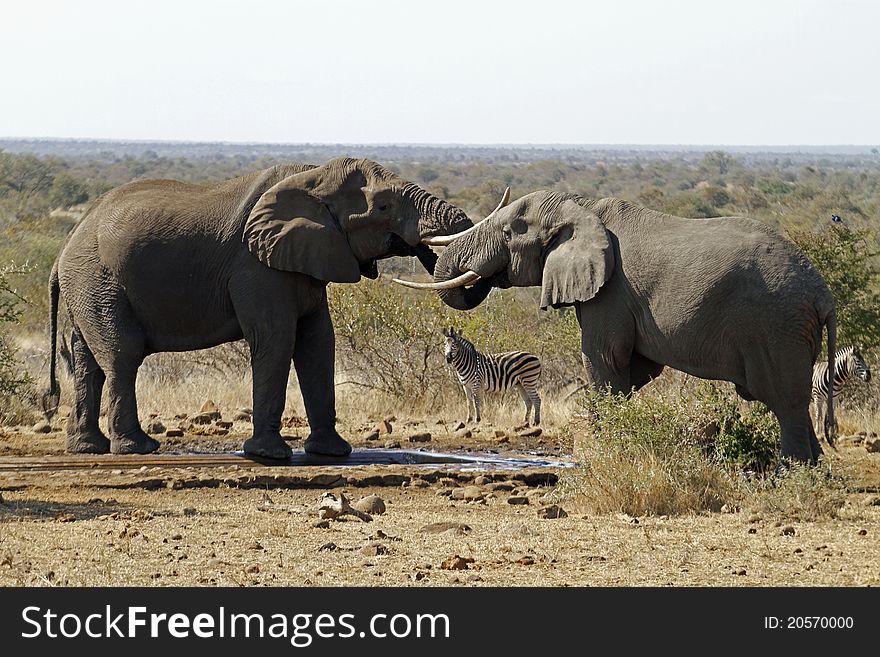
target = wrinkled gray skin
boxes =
[433,191,837,464]
[46,158,471,459]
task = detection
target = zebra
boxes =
[812,345,871,441]
[442,327,542,426]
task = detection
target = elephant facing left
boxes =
[44,158,474,459]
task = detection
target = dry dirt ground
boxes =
[1,411,879,587]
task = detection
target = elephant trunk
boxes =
[432,244,493,310]
[401,183,473,239]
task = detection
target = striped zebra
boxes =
[442,328,542,425]
[812,345,871,441]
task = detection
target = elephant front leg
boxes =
[293,301,352,457]
[243,330,297,460]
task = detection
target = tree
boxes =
[0,264,29,399]
[789,224,880,353]
[48,172,89,208]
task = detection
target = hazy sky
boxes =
[1,0,877,144]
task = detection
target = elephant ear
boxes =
[540,201,615,309]
[244,176,361,283]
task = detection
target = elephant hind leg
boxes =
[629,353,664,392]
[66,329,110,454]
[773,405,823,464]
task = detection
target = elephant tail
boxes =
[823,308,837,447]
[40,263,61,421]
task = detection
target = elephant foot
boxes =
[244,433,293,460]
[67,430,110,454]
[304,429,352,457]
[110,431,161,455]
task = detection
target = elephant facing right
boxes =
[398,190,838,464]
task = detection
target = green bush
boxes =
[789,223,880,354]
[565,386,741,516]
[0,265,30,409]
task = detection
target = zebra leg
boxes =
[515,383,532,425]
[812,394,824,441]
[473,382,482,423]
[463,385,473,424]
[531,387,542,425]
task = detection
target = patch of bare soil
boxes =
[1,417,878,587]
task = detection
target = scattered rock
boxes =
[517,426,542,438]
[453,421,466,431]
[454,428,472,440]
[190,413,214,425]
[507,496,529,505]
[537,504,568,519]
[170,533,182,540]
[735,569,747,576]
[420,522,472,535]
[451,486,484,502]
[513,555,535,566]
[384,440,401,449]
[173,413,188,420]
[216,420,233,430]
[747,528,757,534]
[857,529,868,536]
[376,420,393,435]
[865,437,880,453]
[32,420,52,434]
[748,514,762,523]
[440,555,473,570]
[182,507,197,517]
[318,542,338,552]
[245,564,260,574]
[199,400,222,420]
[353,495,386,515]
[473,475,490,486]
[781,526,796,536]
[232,410,252,422]
[312,520,330,529]
[408,478,429,488]
[362,429,380,442]
[494,430,507,439]
[361,544,389,557]
[409,432,432,443]
[165,428,184,438]
[145,420,166,434]
[489,482,516,492]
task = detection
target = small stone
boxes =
[440,555,473,570]
[244,564,260,574]
[361,544,389,557]
[781,526,796,536]
[353,495,386,515]
[145,420,166,434]
[420,522,472,535]
[518,426,542,438]
[318,542,338,552]
[537,504,568,519]
[513,555,535,566]
[409,432,432,443]
[865,437,880,453]
[376,420,393,435]
[454,428,472,440]
[507,496,529,505]
[384,440,401,449]
[165,428,184,437]
[32,420,52,433]
[747,528,757,534]
[190,413,213,425]
[857,529,868,536]
[312,520,330,529]
[453,421,466,431]
[200,400,221,419]
[735,569,747,576]
[493,430,507,439]
[362,429,380,442]
[182,507,197,517]
[170,533,182,540]
[473,475,490,486]
[232,410,252,422]
[216,420,233,429]
[748,514,762,523]
[451,486,484,502]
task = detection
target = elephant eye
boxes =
[501,226,512,241]
[378,204,390,212]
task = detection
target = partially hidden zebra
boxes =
[442,328,542,425]
[812,345,871,442]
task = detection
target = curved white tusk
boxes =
[421,187,511,247]
[392,271,482,290]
